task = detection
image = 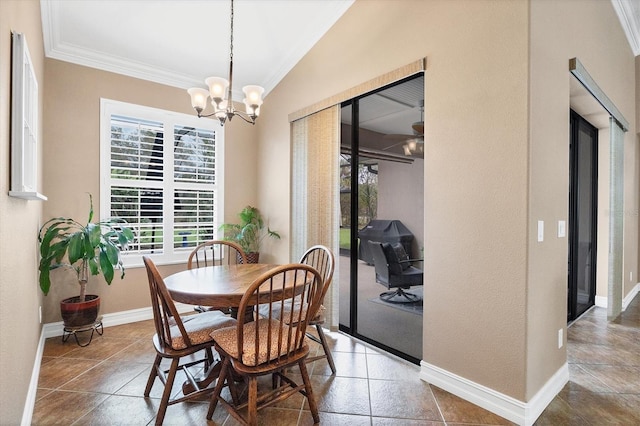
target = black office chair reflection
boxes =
[369,241,423,303]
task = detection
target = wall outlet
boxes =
[39,306,42,324]
[558,328,563,349]
[630,271,633,282]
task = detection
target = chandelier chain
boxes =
[229,0,234,63]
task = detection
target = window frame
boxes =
[100,98,224,267]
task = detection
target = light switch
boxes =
[558,220,566,238]
[537,220,544,242]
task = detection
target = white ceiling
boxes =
[40,0,639,139]
[40,0,354,100]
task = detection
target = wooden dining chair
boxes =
[258,245,336,374]
[206,264,324,425]
[298,245,336,373]
[187,239,248,269]
[188,240,248,313]
[143,256,237,425]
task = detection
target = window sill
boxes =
[9,191,47,201]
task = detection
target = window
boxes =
[9,32,46,200]
[100,99,223,266]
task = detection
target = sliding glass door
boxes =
[338,75,424,362]
[568,109,598,322]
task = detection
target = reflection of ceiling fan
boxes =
[384,100,424,156]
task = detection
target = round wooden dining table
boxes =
[164,263,280,392]
[164,263,279,320]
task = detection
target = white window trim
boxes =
[100,98,224,268]
[9,32,47,201]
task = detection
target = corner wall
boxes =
[0,1,45,423]
[257,0,530,401]
[528,0,637,399]
[41,59,259,323]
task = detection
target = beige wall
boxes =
[258,0,530,400]
[529,0,637,399]
[2,0,638,421]
[41,59,259,323]
[256,0,638,405]
[377,158,425,258]
[0,0,45,422]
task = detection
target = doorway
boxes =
[568,109,598,322]
[338,74,424,362]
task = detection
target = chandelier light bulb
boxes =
[242,85,264,104]
[187,88,209,112]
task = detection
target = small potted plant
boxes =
[219,205,280,263]
[38,194,135,328]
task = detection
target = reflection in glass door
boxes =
[338,75,424,363]
[568,110,598,322]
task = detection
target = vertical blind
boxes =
[291,106,340,328]
[608,117,625,320]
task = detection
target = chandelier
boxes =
[187,0,264,125]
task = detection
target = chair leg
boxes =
[155,358,179,426]
[247,376,259,426]
[204,347,214,370]
[298,359,320,424]
[144,354,162,397]
[380,287,420,303]
[207,357,230,420]
[315,324,336,374]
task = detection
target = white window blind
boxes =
[100,99,222,266]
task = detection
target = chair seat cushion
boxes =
[257,299,323,324]
[170,310,237,350]
[211,319,308,366]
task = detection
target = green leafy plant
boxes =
[219,205,280,254]
[38,194,135,302]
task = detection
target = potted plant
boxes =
[38,194,135,328]
[219,205,280,263]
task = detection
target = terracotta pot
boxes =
[60,295,100,328]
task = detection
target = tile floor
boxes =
[32,294,639,425]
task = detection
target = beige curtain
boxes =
[608,117,625,320]
[291,106,340,329]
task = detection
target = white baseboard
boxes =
[41,303,195,338]
[623,283,640,310]
[594,282,639,310]
[420,361,569,426]
[20,330,46,426]
[23,303,195,425]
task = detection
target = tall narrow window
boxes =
[101,99,222,266]
[10,32,46,200]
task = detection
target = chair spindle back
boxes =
[236,264,323,367]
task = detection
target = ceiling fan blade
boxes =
[384,133,415,140]
[381,140,407,151]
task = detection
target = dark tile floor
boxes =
[32,294,639,425]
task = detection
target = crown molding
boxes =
[611,0,640,56]
[40,0,354,99]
